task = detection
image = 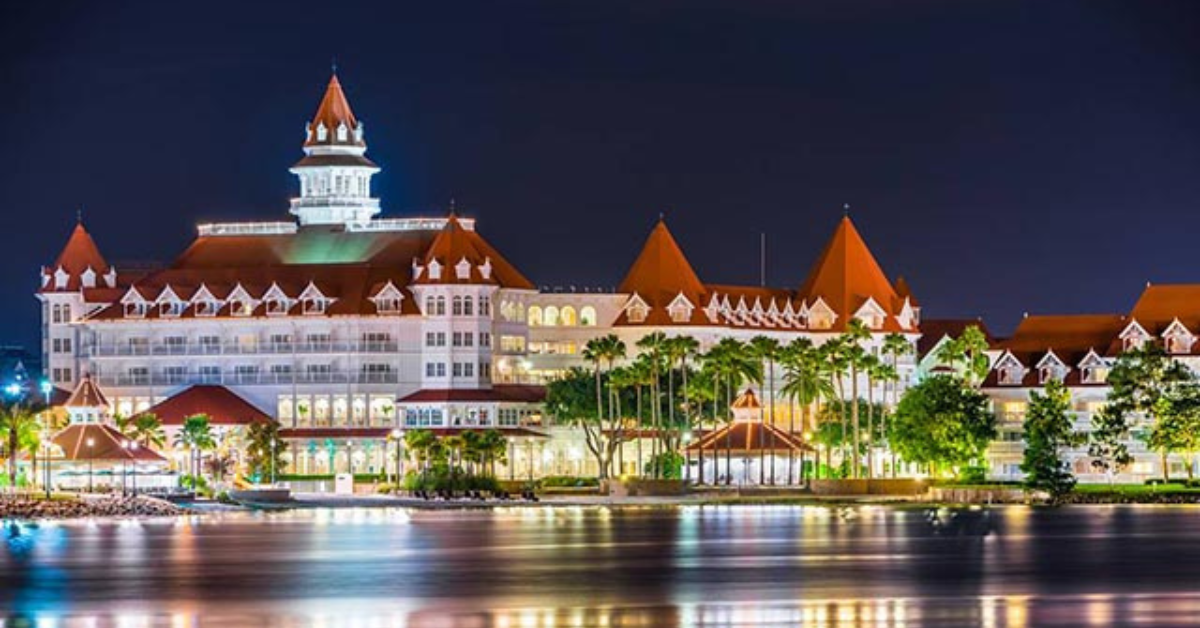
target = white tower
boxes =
[289,73,381,226]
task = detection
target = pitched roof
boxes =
[797,216,906,332]
[52,424,166,462]
[305,73,362,148]
[616,219,708,325]
[982,313,1126,388]
[1128,284,1200,334]
[731,388,762,410]
[415,215,536,289]
[686,422,812,454]
[894,276,919,307]
[64,374,109,409]
[136,385,272,426]
[397,385,546,403]
[916,318,993,360]
[43,222,110,292]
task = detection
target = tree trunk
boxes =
[851,363,860,479]
[1162,450,1170,483]
[866,374,875,479]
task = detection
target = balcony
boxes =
[82,340,401,358]
[95,370,401,388]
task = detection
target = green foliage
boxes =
[643,451,685,479]
[401,468,501,493]
[891,375,996,477]
[934,325,992,385]
[245,420,288,481]
[129,413,167,449]
[1021,379,1083,501]
[1104,345,1197,480]
[540,475,600,487]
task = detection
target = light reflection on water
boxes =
[4,505,1200,626]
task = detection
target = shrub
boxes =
[541,475,600,488]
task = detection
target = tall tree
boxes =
[891,375,996,478]
[749,335,781,484]
[129,413,167,449]
[880,332,911,477]
[842,319,872,478]
[173,414,216,486]
[936,325,991,386]
[1089,405,1134,484]
[665,335,700,480]
[636,332,668,477]
[0,401,43,487]
[580,334,628,478]
[245,420,287,482]
[780,338,831,483]
[1104,345,1194,482]
[1021,379,1083,502]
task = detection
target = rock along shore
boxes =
[0,494,185,519]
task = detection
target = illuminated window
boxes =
[580,306,597,326]
[528,306,543,327]
[543,305,560,326]
[560,306,577,326]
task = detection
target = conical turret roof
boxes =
[305,73,363,148]
[43,222,111,292]
[618,219,706,306]
[797,216,905,331]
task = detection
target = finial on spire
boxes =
[331,56,338,75]
[658,210,665,222]
[843,203,850,216]
[76,207,83,223]
[448,197,457,213]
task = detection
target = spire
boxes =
[305,73,362,148]
[797,216,902,331]
[618,219,706,306]
[416,215,535,289]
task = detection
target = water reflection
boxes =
[4,506,1200,626]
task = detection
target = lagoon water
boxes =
[3,505,1200,626]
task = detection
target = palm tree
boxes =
[819,337,849,476]
[860,353,883,478]
[636,332,668,477]
[582,334,627,478]
[129,413,167,449]
[842,319,871,478]
[0,402,41,488]
[173,414,216,488]
[628,355,655,477]
[881,332,911,476]
[664,335,699,480]
[608,365,635,475]
[706,338,761,485]
[781,338,833,483]
[749,336,781,484]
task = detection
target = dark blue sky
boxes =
[4,1,1200,349]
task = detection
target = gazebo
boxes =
[49,375,170,491]
[686,388,813,485]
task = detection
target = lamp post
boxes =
[121,440,130,496]
[390,428,402,485]
[130,441,139,495]
[86,437,95,493]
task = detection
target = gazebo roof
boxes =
[52,424,166,462]
[686,422,812,454]
[136,385,272,426]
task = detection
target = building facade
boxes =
[36,73,972,482]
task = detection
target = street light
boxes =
[86,437,95,493]
[390,428,402,485]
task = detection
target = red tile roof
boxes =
[415,215,535,289]
[397,385,547,403]
[1128,284,1200,334]
[731,388,761,410]
[137,385,272,426]
[616,219,707,325]
[305,74,362,148]
[982,313,1126,388]
[64,374,109,409]
[686,422,812,454]
[797,216,908,332]
[52,424,166,462]
[42,222,110,292]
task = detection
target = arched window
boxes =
[425,296,435,315]
[528,306,543,327]
[543,305,560,327]
[580,306,597,326]
[452,296,464,316]
[436,296,447,316]
[560,306,577,326]
[463,296,474,316]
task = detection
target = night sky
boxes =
[4,1,1200,352]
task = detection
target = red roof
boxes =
[1128,284,1200,334]
[397,385,547,404]
[52,424,166,462]
[982,313,1127,388]
[305,74,362,148]
[797,216,908,332]
[916,318,993,359]
[894,276,919,307]
[731,388,761,410]
[137,385,272,426]
[416,215,535,289]
[42,222,110,292]
[686,422,812,454]
[64,374,109,409]
[616,219,707,325]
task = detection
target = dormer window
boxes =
[196,300,219,317]
[354,123,364,142]
[160,301,185,318]
[1167,335,1191,354]
[667,293,694,324]
[375,296,401,314]
[303,297,328,315]
[81,267,96,289]
[231,299,254,317]
[124,302,148,318]
[999,366,1024,385]
[479,258,493,280]
[316,122,328,141]
[1039,366,1064,384]
[428,260,443,281]
[54,267,69,289]
[267,298,290,316]
[336,123,348,142]
[1083,366,1110,384]
[625,294,650,324]
[455,257,472,280]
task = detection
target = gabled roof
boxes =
[616,219,707,325]
[305,73,362,148]
[415,215,534,289]
[686,421,812,454]
[64,374,109,409]
[1128,284,1200,335]
[916,318,994,360]
[136,385,272,426]
[797,216,907,332]
[43,222,111,292]
[983,313,1126,388]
